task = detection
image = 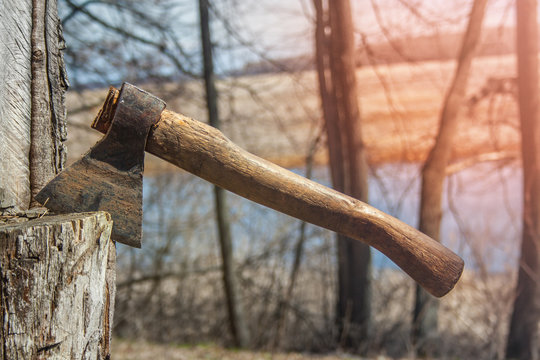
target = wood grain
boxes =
[30,0,68,205]
[0,0,67,210]
[0,211,116,359]
[0,0,33,209]
[95,88,464,297]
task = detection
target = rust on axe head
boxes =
[35,83,165,247]
[35,82,464,296]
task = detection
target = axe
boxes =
[36,83,464,297]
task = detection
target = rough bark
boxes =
[0,0,33,209]
[30,0,68,205]
[0,2,115,359]
[0,0,67,209]
[0,211,116,359]
[198,0,250,348]
[413,0,487,355]
[506,1,540,358]
[0,0,67,210]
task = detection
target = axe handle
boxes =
[95,92,464,297]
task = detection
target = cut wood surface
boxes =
[94,88,463,297]
[0,211,116,359]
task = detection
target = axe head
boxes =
[35,83,165,247]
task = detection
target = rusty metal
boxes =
[35,83,165,247]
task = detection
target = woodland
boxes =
[0,0,537,359]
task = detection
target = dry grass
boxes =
[110,270,516,359]
[111,340,372,360]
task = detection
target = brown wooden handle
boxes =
[95,88,464,297]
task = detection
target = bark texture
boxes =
[413,0,487,354]
[0,0,67,210]
[0,211,116,359]
[506,1,540,358]
[0,0,33,209]
[0,2,115,359]
[30,0,68,205]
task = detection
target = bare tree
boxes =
[199,0,250,348]
[506,0,540,358]
[313,0,371,351]
[60,0,198,88]
[413,0,488,354]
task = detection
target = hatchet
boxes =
[36,83,463,297]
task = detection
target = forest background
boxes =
[57,0,527,358]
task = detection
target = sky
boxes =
[60,0,517,85]
[191,0,517,74]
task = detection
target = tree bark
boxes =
[0,0,33,209]
[0,211,116,359]
[506,1,540,358]
[0,1,115,358]
[198,0,250,348]
[314,0,371,351]
[30,0,68,206]
[0,0,67,210]
[413,0,487,355]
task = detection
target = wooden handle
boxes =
[95,89,464,297]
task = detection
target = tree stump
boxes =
[0,211,116,359]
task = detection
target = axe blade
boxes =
[35,83,165,247]
[35,155,144,247]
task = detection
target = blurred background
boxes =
[59,0,530,358]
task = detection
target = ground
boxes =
[112,340,375,360]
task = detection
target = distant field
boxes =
[65,54,519,172]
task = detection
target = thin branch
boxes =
[64,0,198,77]
[446,151,519,175]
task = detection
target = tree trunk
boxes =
[198,0,250,348]
[0,0,67,211]
[413,0,487,355]
[313,0,371,351]
[506,1,540,358]
[30,0,68,205]
[0,1,115,358]
[0,212,116,359]
[0,0,33,209]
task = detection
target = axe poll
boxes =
[36,83,463,298]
